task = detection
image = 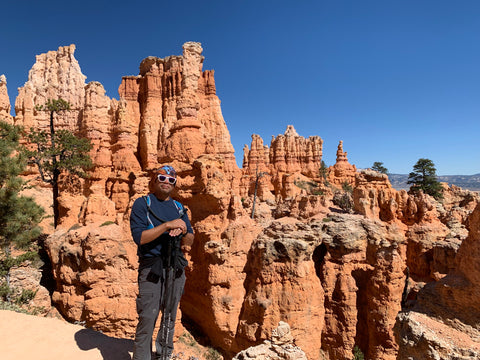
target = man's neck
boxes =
[153,192,170,201]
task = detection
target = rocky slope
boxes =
[2,43,480,360]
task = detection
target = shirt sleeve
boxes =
[130,197,148,246]
[182,210,194,235]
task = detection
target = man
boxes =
[130,165,194,360]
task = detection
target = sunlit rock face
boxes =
[15,44,87,131]
[0,75,13,123]
[394,203,480,360]
[327,140,357,187]
[12,43,480,360]
[241,125,323,200]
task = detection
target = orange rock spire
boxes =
[328,140,357,187]
[0,75,13,123]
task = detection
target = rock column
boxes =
[138,59,163,170]
[0,75,13,123]
[159,42,205,163]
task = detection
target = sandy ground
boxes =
[0,310,133,360]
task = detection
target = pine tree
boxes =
[24,99,93,228]
[319,160,329,185]
[0,121,44,249]
[407,158,443,199]
[0,121,44,302]
[372,161,388,174]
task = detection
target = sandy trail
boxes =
[0,310,133,360]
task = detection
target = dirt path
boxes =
[0,310,133,360]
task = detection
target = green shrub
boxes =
[0,281,12,301]
[0,251,39,277]
[295,180,322,195]
[178,332,197,347]
[68,223,83,231]
[14,289,37,305]
[0,299,44,315]
[333,191,354,213]
[352,345,364,360]
[205,347,222,360]
[342,181,353,193]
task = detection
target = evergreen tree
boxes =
[0,121,44,302]
[0,121,44,249]
[372,161,388,174]
[319,160,329,185]
[352,345,365,360]
[407,158,443,199]
[25,99,93,228]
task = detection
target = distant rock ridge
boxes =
[3,43,480,360]
[389,173,480,192]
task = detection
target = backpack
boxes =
[142,194,188,271]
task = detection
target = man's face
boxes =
[154,173,176,194]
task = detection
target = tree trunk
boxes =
[50,110,59,228]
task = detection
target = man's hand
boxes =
[166,219,187,237]
[140,218,187,245]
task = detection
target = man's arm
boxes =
[180,232,194,252]
[140,218,188,245]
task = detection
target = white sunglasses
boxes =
[157,174,176,185]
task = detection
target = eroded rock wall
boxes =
[10,43,480,360]
[394,203,480,360]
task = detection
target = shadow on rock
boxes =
[75,328,134,360]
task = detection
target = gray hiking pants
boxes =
[132,266,186,360]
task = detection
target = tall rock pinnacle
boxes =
[0,75,13,123]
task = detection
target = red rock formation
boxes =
[10,43,480,360]
[232,321,308,360]
[327,140,357,187]
[0,75,13,123]
[181,216,263,356]
[241,125,323,200]
[117,42,237,173]
[15,44,86,131]
[319,214,406,360]
[235,218,325,359]
[395,203,480,359]
[14,43,246,349]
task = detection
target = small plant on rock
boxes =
[333,191,354,213]
[352,345,365,360]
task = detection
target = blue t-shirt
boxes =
[130,194,193,258]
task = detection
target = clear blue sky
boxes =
[1,0,479,175]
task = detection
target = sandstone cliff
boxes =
[394,203,480,360]
[6,43,480,360]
